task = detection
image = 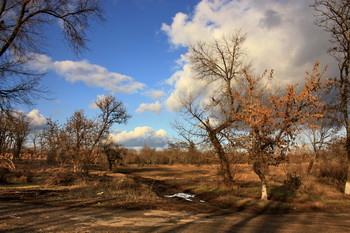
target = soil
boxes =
[1,201,349,232]
[1,165,350,232]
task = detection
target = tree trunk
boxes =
[307,158,314,175]
[108,160,113,171]
[253,161,268,200]
[307,150,320,175]
[345,133,350,194]
[13,140,22,160]
[346,159,350,194]
[210,134,235,186]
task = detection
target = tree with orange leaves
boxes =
[238,62,329,200]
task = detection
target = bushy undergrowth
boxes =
[122,149,216,166]
[316,161,347,189]
[318,161,347,181]
[44,170,88,186]
[0,167,34,184]
[284,172,302,191]
[0,167,10,183]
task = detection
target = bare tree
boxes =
[311,0,350,194]
[65,109,95,172]
[93,94,131,151]
[40,119,65,164]
[101,137,126,171]
[12,111,31,160]
[177,33,248,186]
[0,110,31,159]
[63,95,130,172]
[0,0,104,111]
[0,111,12,154]
[304,107,340,174]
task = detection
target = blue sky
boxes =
[25,0,336,149]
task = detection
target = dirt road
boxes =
[1,201,349,233]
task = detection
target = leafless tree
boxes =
[8,111,31,160]
[0,110,31,159]
[93,94,131,151]
[13,112,31,159]
[177,33,248,186]
[101,137,126,171]
[311,0,350,194]
[0,111,12,154]
[62,95,130,172]
[304,107,340,174]
[0,0,104,111]
[40,119,65,164]
[64,109,95,172]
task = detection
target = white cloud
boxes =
[89,94,109,109]
[110,126,168,148]
[27,109,47,129]
[165,61,209,112]
[30,54,145,94]
[136,101,163,114]
[162,0,337,112]
[143,90,165,99]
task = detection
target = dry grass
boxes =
[0,161,349,212]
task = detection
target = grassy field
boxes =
[1,160,350,213]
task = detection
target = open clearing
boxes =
[1,164,350,232]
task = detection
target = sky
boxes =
[24,0,337,149]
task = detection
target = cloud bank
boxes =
[162,0,336,112]
[31,54,145,94]
[110,126,168,148]
[136,101,163,114]
[143,89,165,99]
[27,109,47,129]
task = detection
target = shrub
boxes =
[317,161,346,185]
[284,172,302,191]
[0,167,10,184]
[45,170,86,186]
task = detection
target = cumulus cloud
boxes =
[143,89,165,99]
[110,126,168,148]
[31,54,145,94]
[165,60,209,112]
[27,109,47,129]
[89,94,109,109]
[162,0,336,112]
[136,101,163,114]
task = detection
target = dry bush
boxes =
[92,175,160,204]
[284,172,302,191]
[0,158,16,171]
[287,152,311,164]
[44,170,87,186]
[125,147,216,166]
[0,166,35,184]
[300,175,342,197]
[0,167,10,183]
[316,160,346,188]
[229,151,250,164]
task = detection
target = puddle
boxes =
[164,192,205,202]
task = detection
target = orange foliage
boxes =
[238,62,329,163]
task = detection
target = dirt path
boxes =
[1,201,349,233]
[1,165,350,232]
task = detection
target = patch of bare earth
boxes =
[1,164,350,232]
[1,202,350,232]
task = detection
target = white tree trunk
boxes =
[261,183,268,200]
[345,181,350,195]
